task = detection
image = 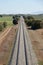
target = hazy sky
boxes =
[0,0,43,14]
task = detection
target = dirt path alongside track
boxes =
[0,25,18,65]
[28,29,43,64]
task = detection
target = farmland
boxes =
[0,15,13,26]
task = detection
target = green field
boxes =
[0,16,13,26]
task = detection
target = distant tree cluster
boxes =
[24,15,43,30]
[24,16,34,26]
[12,15,20,25]
[0,15,2,17]
[31,20,41,30]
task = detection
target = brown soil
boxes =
[0,25,18,65]
[28,29,43,62]
[0,27,12,45]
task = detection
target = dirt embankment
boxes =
[0,25,18,65]
[28,29,43,64]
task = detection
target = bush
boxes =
[23,16,27,19]
[3,22,7,28]
[0,23,3,31]
[12,15,20,25]
[40,22,43,28]
[0,15,2,17]
[0,22,7,31]
[25,19,31,26]
[13,19,18,25]
[24,15,43,29]
[24,16,34,26]
[13,15,20,21]
[25,18,34,26]
[31,20,41,30]
[27,16,34,20]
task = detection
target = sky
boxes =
[0,0,43,14]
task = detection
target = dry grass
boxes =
[28,28,43,65]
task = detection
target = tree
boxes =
[13,19,18,25]
[31,20,41,30]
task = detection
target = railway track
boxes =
[9,16,38,65]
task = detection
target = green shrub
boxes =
[12,15,20,25]
[24,16,34,26]
[24,15,43,29]
[25,18,34,26]
[13,15,20,21]
[31,20,41,29]
[27,16,34,20]
[0,22,7,31]
[0,23,3,31]
[40,22,43,28]
[3,22,7,28]
[23,16,27,19]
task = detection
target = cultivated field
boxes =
[0,15,13,26]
